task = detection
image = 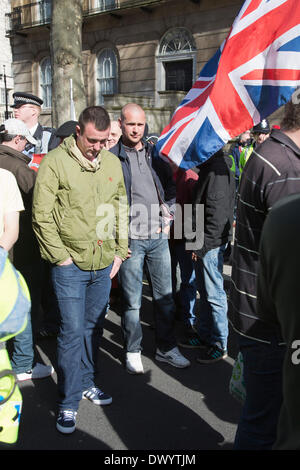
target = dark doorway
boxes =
[164,60,193,92]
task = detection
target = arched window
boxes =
[96,49,118,105]
[39,57,52,108]
[157,28,196,92]
[159,28,196,56]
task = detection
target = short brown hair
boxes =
[78,106,110,133]
[280,101,300,132]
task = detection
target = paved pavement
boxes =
[1,264,242,454]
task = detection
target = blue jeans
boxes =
[170,241,197,328]
[195,244,228,350]
[52,262,112,411]
[119,234,176,353]
[234,335,285,450]
[9,262,42,373]
[9,310,34,373]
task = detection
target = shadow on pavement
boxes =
[0,285,241,451]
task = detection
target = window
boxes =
[93,0,116,11]
[96,49,117,105]
[37,0,52,24]
[40,57,52,108]
[157,28,196,93]
[164,60,193,92]
[159,28,196,56]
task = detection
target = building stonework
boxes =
[8,0,283,133]
[0,0,14,120]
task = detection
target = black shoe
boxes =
[196,344,227,364]
[178,334,210,349]
[56,410,77,434]
[82,386,112,405]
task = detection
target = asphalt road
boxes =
[1,266,242,455]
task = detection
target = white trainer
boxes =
[126,352,144,374]
[155,346,191,368]
[16,363,54,382]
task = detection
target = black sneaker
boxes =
[82,386,112,405]
[56,410,77,434]
[178,334,210,349]
[196,344,227,364]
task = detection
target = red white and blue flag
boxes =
[156,0,300,169]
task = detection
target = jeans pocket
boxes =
[55,262,75,269]
[52,262,76,284]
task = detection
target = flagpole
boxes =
[70,78,76,121]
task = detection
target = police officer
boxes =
[239,119,271,174]
[11,92,59,162]
[252,118,271,145]
[11,93,60,338]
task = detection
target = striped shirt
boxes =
[229,129,300,344]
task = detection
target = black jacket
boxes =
[192,151,235,257]
[229,129,300,343]
[110,138,176,220]
[257,192,300,449]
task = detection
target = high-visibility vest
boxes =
[0,345,23,444]
[239,143,254,176]
[228,153,236,175]
[0,248,30,444]
[0,250,30,343]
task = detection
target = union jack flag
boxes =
[156,0,300,169]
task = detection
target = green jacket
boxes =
[32,135,128,270]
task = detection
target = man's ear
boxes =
[75,124,81,137]
[32,105,40,118]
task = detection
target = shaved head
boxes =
[119,103,146,150]
[121,103,146,122]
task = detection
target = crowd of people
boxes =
[1,89,300,448]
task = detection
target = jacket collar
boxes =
[32,123,43,141]
[24,123,43,152]
[62,135,102,172]
[271,128,300,156]
[113,138,153,160]
[0,144,31,164]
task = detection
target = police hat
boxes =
[11,92,43,108]
[252,119,270,134]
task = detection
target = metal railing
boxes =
[7,1,52,31]
[6,0,165,34]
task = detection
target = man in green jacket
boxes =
[32,106,128,434]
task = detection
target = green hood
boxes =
[62,134,102,172]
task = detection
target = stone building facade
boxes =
[0,0,14,121]
[6,0,254,132]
